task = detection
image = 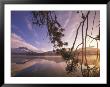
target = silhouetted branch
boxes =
[70,22,82,52]
[32,11,66,49]
[91,11,96,35]
[85,11,90,76]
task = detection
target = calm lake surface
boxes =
[11,55,99,77]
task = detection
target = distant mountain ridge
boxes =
[11,47,56,56]
[11,47,99,56]
[11,47,38,55]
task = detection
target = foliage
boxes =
[32,11,67,48]
[63,11,100,77]
[56,48,73,60]
[31,11,100,77]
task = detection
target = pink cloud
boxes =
[11,33,39,52]
[63,12,72,28]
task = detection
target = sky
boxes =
[11,11,100,53]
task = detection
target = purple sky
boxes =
[11,11,100,52]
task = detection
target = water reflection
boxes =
[12,57,68,77]
[11,55,99,77]
[15,59,67,77]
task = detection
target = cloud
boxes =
[12,25,19,30]
[63,14,80,41]
[25,17,33,31]
[62,13,83,48]
[39,48,47,52]
[63,12,72,28]
[35,41,40,45]
[11,25,25,37]
[25,17,39,39]
[68,22,79,40]
[11,33,40,52]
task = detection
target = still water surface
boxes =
[11,55,99,77]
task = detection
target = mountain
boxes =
[43,51,56,56]
[11,47,37,55]
[11,47,56,56]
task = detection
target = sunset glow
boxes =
[11,11,100,52]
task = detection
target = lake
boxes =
[11,55,99,77]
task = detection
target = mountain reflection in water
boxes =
[16,59,67,77]
[11,55,98,77]
[11,56,69,77]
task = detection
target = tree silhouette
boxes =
[63,11,100,77]
[31,11,67,49]
[31,11,100,77]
